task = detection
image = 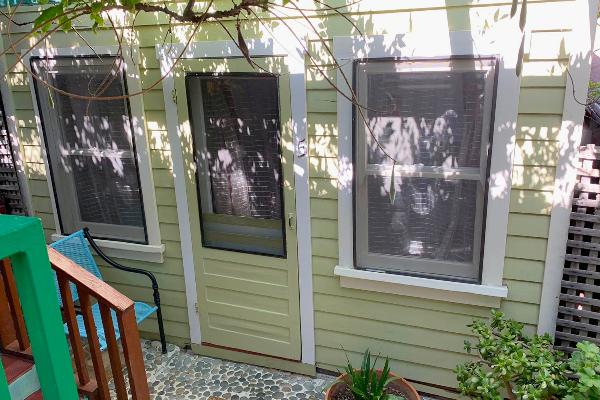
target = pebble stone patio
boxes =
[119,340,433,400]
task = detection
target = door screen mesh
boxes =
[187,74,285,257]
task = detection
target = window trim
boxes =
[352,57,498,282]
[31,54,148,244]
[24,46,164,262]
[334,31,521,303]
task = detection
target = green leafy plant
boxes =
[327,349,404,400]
[455,310,570,400]
[565,341,600,400]
[456,310,600,400]
[588,81,600,104]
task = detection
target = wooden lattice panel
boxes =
[0,96,25,215]
[555,144,600,352]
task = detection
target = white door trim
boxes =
[538,0,600,336]
[156,36,316,364]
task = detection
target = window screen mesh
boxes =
[188,74,285,257]
[356,59,496,279]
[365,72,486,169]
[32,56,146,243]
[200,77,282,219]
[367,176,478,263]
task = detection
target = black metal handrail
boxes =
[82,227,167,354]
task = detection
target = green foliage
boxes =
[456,310,600,400]
[30,0,300,35]
[329,349,398,400]
[588,81,600,104]
[456,310,569,400]
[565,341,600,400]
[32,0,117,33]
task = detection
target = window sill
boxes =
[51,234,165,263]
[334,265,508,308]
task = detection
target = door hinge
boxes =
[172,88,178,105]
[194,302,199,314]
[288,213,296,230]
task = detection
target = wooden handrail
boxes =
[0,247,150,399]
[47,247,133,311]
[48,246,150,400]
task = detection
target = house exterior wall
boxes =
[0,0,595,394]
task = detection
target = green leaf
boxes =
[59,15,72,31]
[122,0,137,11]
[33,4,64,29]
[91,13,104,27]
[90,2,102,13]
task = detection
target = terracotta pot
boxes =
[325,371,420,400]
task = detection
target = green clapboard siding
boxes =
[301,1,571,394]
[1,0,580,393]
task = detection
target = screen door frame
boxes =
[185,72,288,258]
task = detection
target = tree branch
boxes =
[118,0,267,24]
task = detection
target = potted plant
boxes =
[325,349,420,400]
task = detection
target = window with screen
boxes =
[31,56,147,244]
[186,74,285,257]
[354,58,497,282]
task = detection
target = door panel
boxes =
[175,58,301,360]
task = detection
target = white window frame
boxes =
[354,58,496,282]
[334,31,521,307]
[24,46,164,263]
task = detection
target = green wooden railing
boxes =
[0,215,78,399]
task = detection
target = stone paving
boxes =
[112,340,432,400]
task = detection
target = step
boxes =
[2,354,40,400]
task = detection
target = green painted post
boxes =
[0,215,78,399]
